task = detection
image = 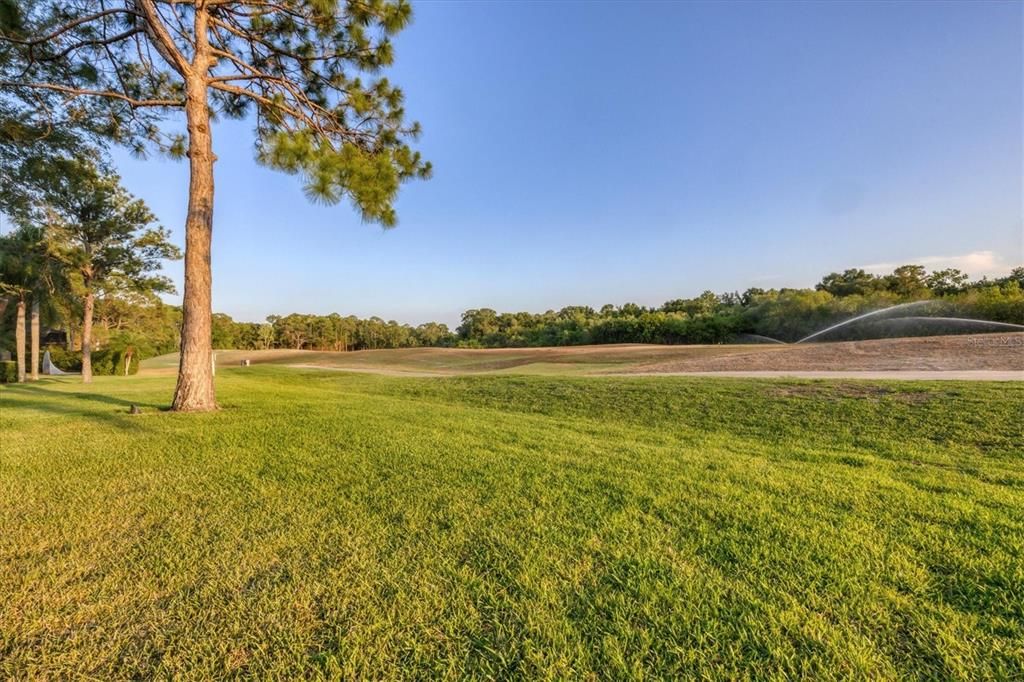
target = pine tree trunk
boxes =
[82,291,94,383]
[171,68,217,411]
[30,298,40,381]
[15,299,26,383]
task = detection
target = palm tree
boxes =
[0,227,45,381]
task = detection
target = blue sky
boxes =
[112,0,1022,327]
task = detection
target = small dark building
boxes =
[42,329,68,346]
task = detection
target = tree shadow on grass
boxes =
[2,383,167,431]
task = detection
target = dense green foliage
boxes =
[42,345,137,376]
[0,289,184,371]
[0,0,429,222]
[0,359,14,382]
[91,347,140,377]
[451,268,1023,347]
[0,73,90,220]
[213,312,455,351]
[1,369,1021,677]
[0,158,180,381]
[0,222,54,312]
[4,263,1022,363]
[201,265,1024,351]
[22,157,180,300]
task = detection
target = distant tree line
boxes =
[3,263,1021,375]
[210,313,455,352]
[450,265,1023,347]
[219,264,1024,349]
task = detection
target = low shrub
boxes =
[0,360,17,383]
[91,347,140,376]
[41,345,141,376]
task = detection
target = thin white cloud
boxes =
[861,251,1020,278]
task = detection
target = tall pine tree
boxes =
[1,0,430,409]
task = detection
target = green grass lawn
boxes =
[1,368,1022,678]
[141,343,776,376]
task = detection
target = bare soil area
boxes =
[144,333,1024,378]
[621,333,1024,373]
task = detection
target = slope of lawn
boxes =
[141,344,767,376]
[141,332,1024,376]
[1,368,1022,678]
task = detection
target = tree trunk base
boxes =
[170,379,218,412]
[170,399,218,412]
[170,403,219,413]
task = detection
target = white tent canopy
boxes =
[41,350,68,375]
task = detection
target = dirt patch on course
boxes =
[143,333,1024,378]
[622,333,1024,374]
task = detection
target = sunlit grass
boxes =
[142,343,779,376]
[1,369,1021,678]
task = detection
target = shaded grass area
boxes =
[1,369,1022,678]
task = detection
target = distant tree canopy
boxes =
[252,264,1024,348]
[4,263,1021,367]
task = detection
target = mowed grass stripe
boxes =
[1,369,1022,678]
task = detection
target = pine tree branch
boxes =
[207,47,337,123]
[29,28,145,63]
[134,0,192,75]
[0,8,141,46]
[0,82,184,108]
[207,80,315,128]
[209,13,374,64]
